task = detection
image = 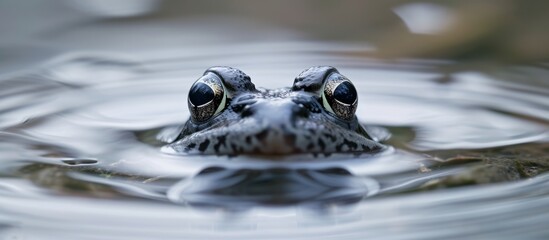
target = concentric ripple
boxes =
[0,42,547,239]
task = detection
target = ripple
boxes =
[1,174,548,239]
[0,42,548,239]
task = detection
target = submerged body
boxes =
[168,66,385,155]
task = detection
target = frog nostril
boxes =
[293,104,310,118]
[241,105,255,118]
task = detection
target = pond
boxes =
[1,1,549,239]
[1,41,548,239]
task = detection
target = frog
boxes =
[167,66,386,155]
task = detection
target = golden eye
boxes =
[321,73,358,120]
[188,72,227,122]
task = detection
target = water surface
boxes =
[0,42,548,239]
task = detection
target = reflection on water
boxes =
[0,42,548,239]
[167,167,374,208]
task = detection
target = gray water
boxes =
[0,42,548,239]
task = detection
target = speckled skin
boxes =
[169,66,385,155]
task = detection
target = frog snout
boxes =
[240,99,310,124]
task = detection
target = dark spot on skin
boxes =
[284,134,296,146]
[231,144,238,153]
[186,143,196,150]
[343,139,358,150]
[318,139,325,150]
[337,139,357,152]
[323,133,337,142]
[371,144,383,151]
[245,136,252,144]
[361,144,369,150]
[198,139,210,152]
[219,135,227,144]
[213,136,227,152]
[306,143,315,150]
[256,129,269,142]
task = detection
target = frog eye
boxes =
[188,72,227,122]
[321,73,358,120]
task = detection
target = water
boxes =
[0,42,548,239]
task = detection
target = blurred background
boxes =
[1,0,548,75]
